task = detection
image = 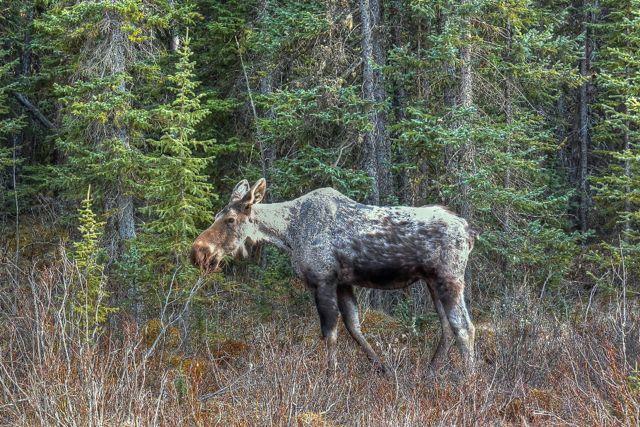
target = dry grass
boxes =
[0,255,639,426]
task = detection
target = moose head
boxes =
[190,178,267,273]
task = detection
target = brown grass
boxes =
[0,255,639,426]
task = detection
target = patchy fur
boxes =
[192,181,477,372]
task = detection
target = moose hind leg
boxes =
[437,276,476,371]
[314,286,340,374]
[427,281,454,370]
[337,284,388,374]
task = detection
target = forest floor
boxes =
[0,219,639,426]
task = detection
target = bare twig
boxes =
[12,135,19,284]
[235,35,264,170]
[144,272,205,360]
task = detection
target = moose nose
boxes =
[190,240,211,268]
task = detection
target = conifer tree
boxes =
[4,0,638,302]
[72,186,115,341]
[141,34,215,269]
[34,0,179,322]
[394,0,582,287]
[591,0,640,273]
[0,52,23,218]
[37,0,166,255]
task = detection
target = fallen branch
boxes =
[12,92,56,130]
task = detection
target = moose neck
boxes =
[249,201,294,252]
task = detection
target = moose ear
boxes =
[230,179,250,202]
[241,178,267,206]
[242,178,267,211]
[250,178,267,204]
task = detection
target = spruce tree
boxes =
[591,0,640,275]
[393,0,582,288]
[34,0,179,322]
[141,34,215,270]
[192,0,371,201]
[72,186,115,341]
[0,51,24,219]
[36,0,166,255]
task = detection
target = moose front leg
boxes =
[313,285,340,374]
[337,284,389,375]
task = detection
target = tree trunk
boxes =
[359,0,380,205]
[623,120,630,235]
[370,0,392,204]
[556,92,570,173]
[502,20,514,273]
[257,0,276,188]
[578,0,591,233]
[438,5,457,205]
[359,0,390,206]
[109,10,137,247]
[169,0,181,52]
[258,72,276,185]
[458,0,474,291]
[391,0,409,204]
[503,20,513,236]
[458,0,473,220]
[460,49,473,109]
[359,0,393,309]
[104,5,139,322]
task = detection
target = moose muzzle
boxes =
[190,240,222,273]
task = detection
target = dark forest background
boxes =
[1,0,639,424]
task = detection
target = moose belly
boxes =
[337,260,427,290]
[333,228,437,289]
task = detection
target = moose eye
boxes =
[226,217,235,224]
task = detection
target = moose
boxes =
[191,178,476,374]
